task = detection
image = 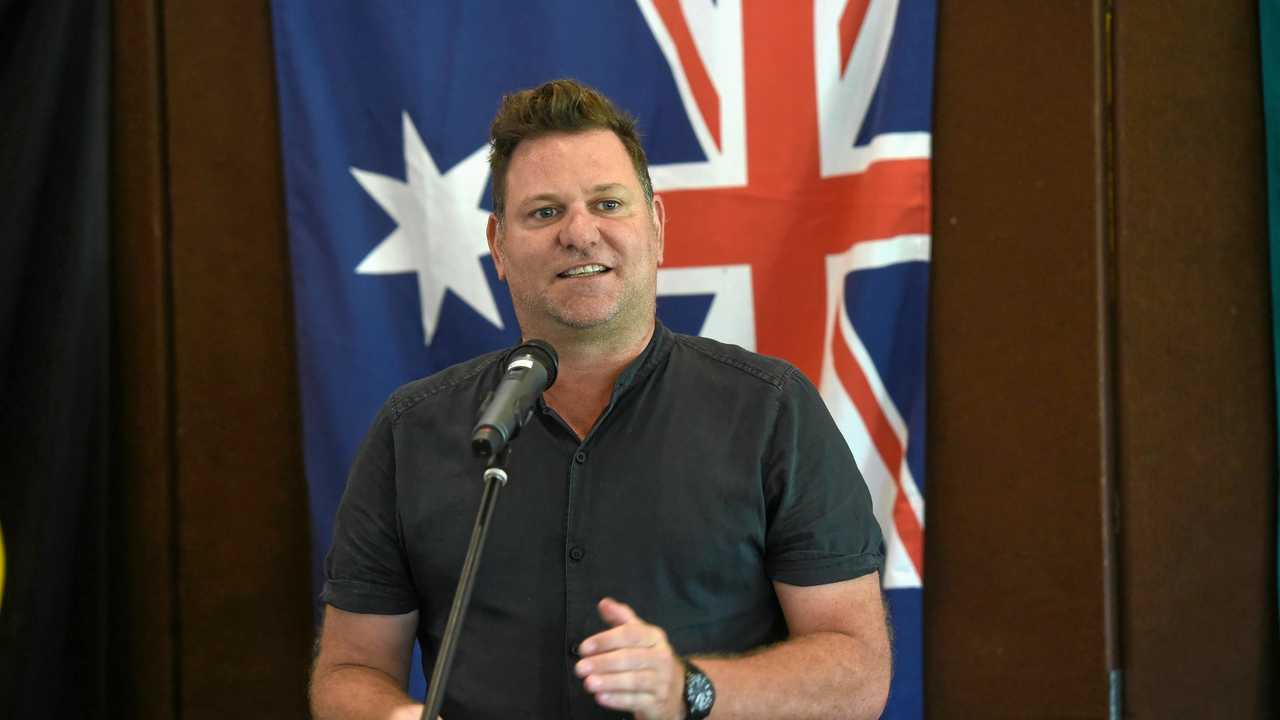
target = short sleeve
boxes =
[320,406,419,614]
[762,368,885,586]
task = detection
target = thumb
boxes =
[597,596,638,627]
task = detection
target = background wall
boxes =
[112,1,311,717]
[928,2,1276,717]
[110,1,1276,718]
[929,3,1114,713]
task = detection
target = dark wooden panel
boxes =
[1111,3,1277,717]
[160,2,313,717]
[110,0,177,717]
[928,2,1112,716]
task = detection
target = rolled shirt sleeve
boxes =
[762,366,885,586]
[321,407,420,615]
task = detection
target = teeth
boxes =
[561,264,607,277]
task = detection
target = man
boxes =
[311,79,890,720]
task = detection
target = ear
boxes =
[486,214,506,280]
[651,194,666,266]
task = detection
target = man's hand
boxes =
[575,597,686,720]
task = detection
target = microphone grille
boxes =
[507,339,559,388]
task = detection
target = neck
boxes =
[533,319,656,439]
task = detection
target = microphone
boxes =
[471,339,559,458]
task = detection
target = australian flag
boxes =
[271,1,933,716]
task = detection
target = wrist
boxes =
[679,657,716,720]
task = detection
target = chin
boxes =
[551,309,621,331]
[544,296,623,330]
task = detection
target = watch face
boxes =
[686,670,715,715]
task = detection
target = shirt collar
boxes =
[609,318,673,400]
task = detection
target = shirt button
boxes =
[574,450,587,464]
[569,546,586,562]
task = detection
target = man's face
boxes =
[487,129,665,339]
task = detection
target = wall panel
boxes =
[1111,3,1277,717]
[160,2,312,717]
[928,3,1113,715]
[110,0,177,717]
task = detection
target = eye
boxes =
[596,199,622,212]
[531,206,559,220]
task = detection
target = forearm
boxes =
[695,631,889,720]
[310,664,425,720]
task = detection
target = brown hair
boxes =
[488,78,654,219]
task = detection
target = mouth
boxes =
[557,263,611,279]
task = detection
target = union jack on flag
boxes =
[271,1,933,716]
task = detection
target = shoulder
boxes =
[664,332,837,444]
[668,332,805,394]
[381,348,508,424]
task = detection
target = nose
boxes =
[558,204,600,250]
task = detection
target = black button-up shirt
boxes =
[322,322,884,719]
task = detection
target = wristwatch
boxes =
[681,657,715,719]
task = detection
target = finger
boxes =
[575,645,665,677]
[593,690,651,712]
[578,623,663,656]
[583,667,658,694]
[597,596,638,626]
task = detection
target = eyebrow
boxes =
[589,183,630,195]
[517,184,634,208]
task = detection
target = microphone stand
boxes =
[420,445,511,720]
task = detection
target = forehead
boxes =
[505,129,638,199]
